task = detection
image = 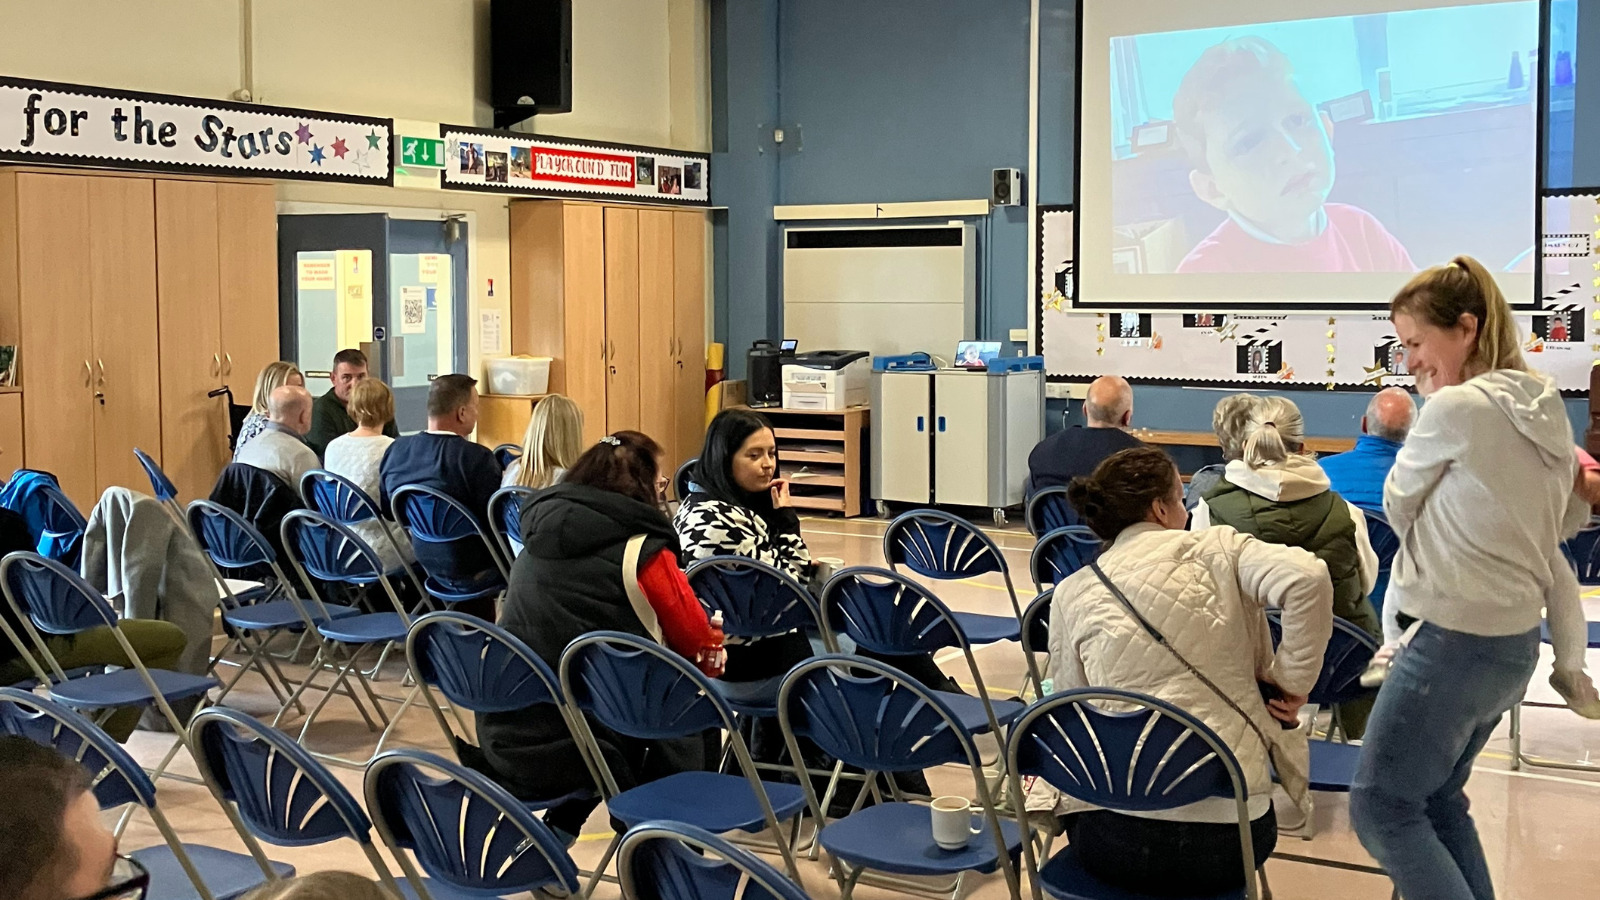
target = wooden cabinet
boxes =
[0,168,278,510]
[509,200,709,467]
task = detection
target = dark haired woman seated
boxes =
[1027,446,1332,896]
[477,431,722,845]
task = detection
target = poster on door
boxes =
[400,285,427,334]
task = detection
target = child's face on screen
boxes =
[1190,77,1334,241]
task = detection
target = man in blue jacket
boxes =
[1318,387,1415,512]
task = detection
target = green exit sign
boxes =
[399,136,445,168]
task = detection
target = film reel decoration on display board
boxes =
[1036,197,1600,393]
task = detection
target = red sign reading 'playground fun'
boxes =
[532,147,635,186]
[441,125,709,205]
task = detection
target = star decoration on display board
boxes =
[1325,316,1338,391]
[1216,321,1238,342]
[1277,363,1294,380]
[1525,331,1545,353]
[1361,362,1388,386]
[1095,316,1105,356]
[366,128,383,150]
[308,144,325,165]
[331,138,349,159]
[1042,289,1067,312]
[1150,333,1163,350]
[295,122,313,143]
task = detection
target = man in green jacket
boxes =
[306,348,398,457]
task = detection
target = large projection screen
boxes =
[1076,0,1544,310]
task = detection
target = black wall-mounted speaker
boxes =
[491,0,573,128]
[991,168,1022,206]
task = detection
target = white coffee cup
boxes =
[813,556,843,583]
[930,796,983,851]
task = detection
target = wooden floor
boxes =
[113,515,1600,900]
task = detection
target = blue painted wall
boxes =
[712,0,1594,440]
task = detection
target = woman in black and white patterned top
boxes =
[675,410,955,696]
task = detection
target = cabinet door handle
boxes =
[223,352,232,376]
[211,353,221,377]
[608,340,615,359]
[916,416,925,432]
[937,417,947,433]
[83,359,92,388]
[96,359,105,387]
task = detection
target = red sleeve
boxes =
[637,550,714,659]
[1577,447,1599,473]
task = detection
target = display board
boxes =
[1039,195,1600,391]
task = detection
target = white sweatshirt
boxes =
[1383,370,1589,666]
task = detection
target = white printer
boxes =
[782,350,871,410]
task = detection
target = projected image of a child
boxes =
[1173,37,1416,275]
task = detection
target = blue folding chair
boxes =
[686,555,829,716]
[3,688,292,900]
[1021,590,1052,691]
[1029,526,1101,591]
[559,631,808,896]
[1563,515,1600,585]
[1006,688,1262,900]
[278,510,420,767]
[301,470,424,594]
[493,443,524,470]
[675,457,700,502]
[405,610,602,808]
[1511,618,1600,772]
[366,749,583,900]
[1362,509,1399,615]
[188,500,360,715]
[0,552,216,781]
[820,567,1026,738]
[882,510,1039,689]
[1025,486,1078,536]
[487,485,535,562]
[33,481,88,566]
[391,484,509,612]
[190,707,458,900]
[618,820,811,900]
[776,656,1022,900]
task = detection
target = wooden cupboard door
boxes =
[562,204,608,444]
[217,182,280,387]
[637,210,677,455]
[155,180,227,503]
[88,177,162,496]
[16,174,97,509]
[673,212,707,468]
[0,392,22,484]
[603,207,641,434]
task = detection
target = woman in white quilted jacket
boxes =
[1043,445,1333,896]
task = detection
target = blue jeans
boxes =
[1351,622,1538,900]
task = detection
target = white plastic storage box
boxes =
[485,355,552,396]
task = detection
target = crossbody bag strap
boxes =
[1087,560,1275,753]
[621,535,665,645]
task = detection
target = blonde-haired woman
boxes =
[504,394,583,489]
[324,378,413,571]
[1191,394,1380,640]
[1352,256,1598,900]
[234,361,304,456]
[1186,392,1261,508]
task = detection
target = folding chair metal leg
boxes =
[296,646,381,746]
[271,644,332,729]
[580,833,623,900]
[1510,699,1600,771]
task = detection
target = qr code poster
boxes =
[400,285,427,334]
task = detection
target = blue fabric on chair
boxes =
[1563,517,1600,585]
[189,500,359,632]
[191,708,469,900]
[133,449,181,502]
[1266,611,1379,708]
[1026,486,1079,536]
[3,690,292,900]
[487,485,534,562]
[619,820,810,900]
[1363,510,1400,615]
[492,444,523,471]
[1005,689,1260,900]
[776,656,1023,894]
[1030,526,1102,591]
[674,458,699,503]
[365,749,582,898]
[686,556,827,715]
[391,484,508,605]
[0,471,87,565]
[1022,591,1052,662]
[560,631,807,888]
[0,553,217,710]
[820,566,1026,733]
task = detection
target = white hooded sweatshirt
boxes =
[1383,369,1589,668]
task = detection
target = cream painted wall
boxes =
[0,0,710,382]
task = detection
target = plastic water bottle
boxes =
[703,611,727,676]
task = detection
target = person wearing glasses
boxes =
[0,734,142,900]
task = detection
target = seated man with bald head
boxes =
[234,383,320,489]
[1317,386,1416,513]
[1026,375,1144,494]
